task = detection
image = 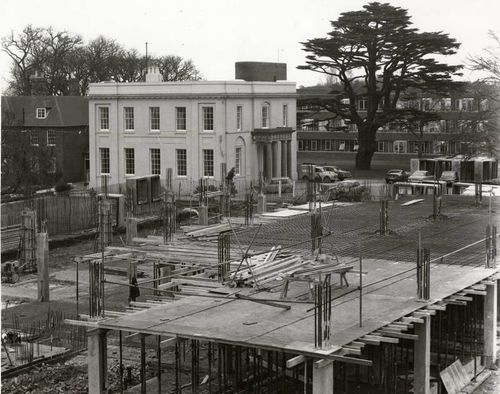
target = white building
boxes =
[88,64,297,195]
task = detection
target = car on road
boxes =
[408,170,434,182]
[264,177,293,194]
[323,166,352,181]
[385,169,410,184]
[439,171,458,186]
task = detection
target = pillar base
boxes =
[199,205,208,225]
[257,194,267,214]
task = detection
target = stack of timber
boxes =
[182,223,237,241]
[230,247,353,288]
[1,225,21,253]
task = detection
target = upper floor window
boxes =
[422,98,432,111]
[47,130,56,146]
[150,107,160,131]
[236,106,243,131]
[460,98,474,111]
[202,106,214,131]
[36,108,47,119]
[261,103,270,128]
[124,107,134,131]
[440,98,451,111]
[282,104,288,127]
[98,107,109,131]
[176,107,187,131]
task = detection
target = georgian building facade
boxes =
[88,66,297,193]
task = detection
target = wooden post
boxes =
[414,316,431,394]
[484,280,497,369]
[88,329,108,393]
[36,232,49,302]
[312,361,334,394]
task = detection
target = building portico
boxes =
[253,127,295,181]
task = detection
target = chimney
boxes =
[235,62,287,82]
[30,71,48,96]
[145,66,163,82]
[68,73,80,96]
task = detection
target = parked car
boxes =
[323,166,352,181]
[298,164,337,183]
[385,169,410,184]
[264,177,293,193]
[439,171,458,185]
[408,170,434,182]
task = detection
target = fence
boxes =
[1,193,98,238]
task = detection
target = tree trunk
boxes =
[355,126,377,170]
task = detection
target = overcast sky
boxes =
[1,0,499,93]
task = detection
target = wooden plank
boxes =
[160,337,178,347]
[402,316,424,324]
[363,335,399,344]
[376,330,419,341]
[350,341,366,348]
[342,347,362,356]
[427,304,446,311]
[463,289,487,296]
[64,319,99,328]
[359,338,380,346]
[400,199,425,206]
[286,355,306,368]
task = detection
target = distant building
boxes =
[296,83,496,174]
[88,63,297,194]
[1,95,89,183]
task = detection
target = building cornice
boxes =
[88,93,298,100]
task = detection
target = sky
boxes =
[0,0,499,93]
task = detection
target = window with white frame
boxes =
[124,148,135,175]
[124,107,134,131]
[150,107,160,131]
[236,106,242,131]
[235,147,242,176]
[202,106,214,131]
[100,148,110,174]
[150,148,161,175]
[36,107,47,119]
[261,103,270,128]
[176,149,187,177]
[176,107,186,131]
[378,141,385,152]
[325,139,331,151]
[353,140,359,151]
[282,104,288,127]
[98,107,109,131]
[30,132,39,146]
[48,156,57,173]
[338,140,345,151]
[203,149,214,177]
[358,99,367,111]
[393,140,407,154]
[47,130,56,146]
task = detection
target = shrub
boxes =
[54,179,72,193]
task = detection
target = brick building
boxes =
[1,95,89,184]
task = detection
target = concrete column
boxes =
[126,217,138,244]
[265,143,273,181]
[88,329,108,394]
[281,141,288,178]
[312,361,334,394]
[116,195,126,228]
[414,315,431,394]
[257,194,267,214]
[484,280,497,368]
[274,141,282,178]
[199,205,208,225]
[36,232,49,302]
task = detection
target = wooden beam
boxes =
[445,300,467,306]
[427,304,446,311]
[463,289,487,296]
[327,354,372,367]
[451,295,473,302]
[314,359,333,369]
[376,330,419,341]
[64,319,99,328]
[160,337,177,347]
[235,294,291,310]
[342,347,362,356]
[363,335,399,344]
[287,355,306,369]
[402,317,424,324]
[350,341,366,348]
[359,337,380,346]
[413,311,433,318]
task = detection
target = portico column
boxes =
[257,144,264,180]
[287,140,292,179]
[281,141,288,178]
[274,141,282,178]
[265,142,273,181]
[88,328,108,393]
[484,280,497,368]
[414,315,431,394]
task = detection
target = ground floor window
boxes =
[150,148,161,175]
[203,149,214,177]
[176,149,187,177]
[125,148,135,175]
[235,147,242,176]
[100,148,110,175]
[393,140,407,154]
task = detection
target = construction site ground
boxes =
[1,194,499,392]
